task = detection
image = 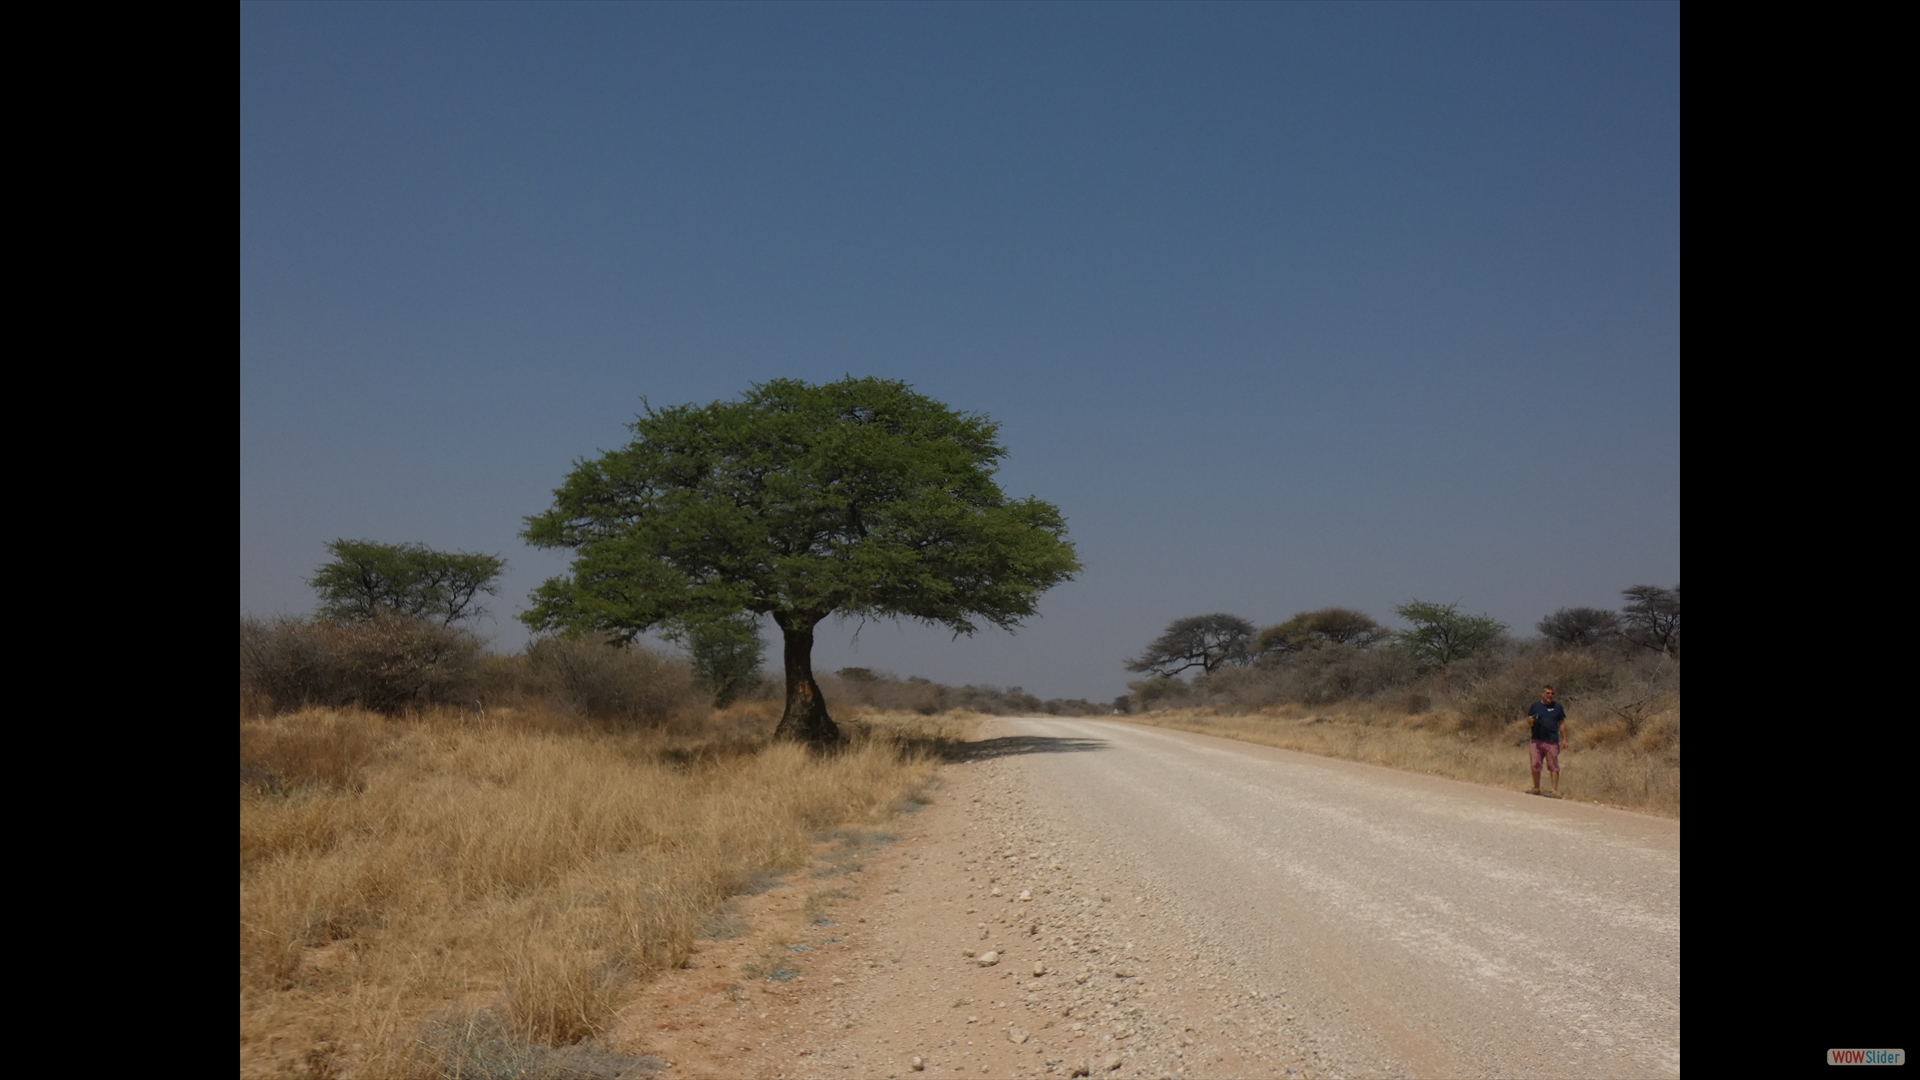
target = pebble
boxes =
[910,1055,925,1071]
[1008,1027,1030,1044]
[977,951,999,966]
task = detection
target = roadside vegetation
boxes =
[1117,587,1680,817]
[240,616,984,1079]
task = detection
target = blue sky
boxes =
[241,3,1678,702]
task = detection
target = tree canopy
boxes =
[1392,600,1506,671]
[521,377,1080,745]
[1537,606,1621,649]
[1620,584,1680,656]
[1125,613,1256,677]
[1253,607,1387,659]
[310,539,505,626]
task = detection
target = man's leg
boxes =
[1547,743,1561,795]
[1528,740,1545,793]
[1530,766,1541,793]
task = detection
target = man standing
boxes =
[1526,685,1570,796]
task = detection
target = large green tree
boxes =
[520,377,1080,746]
[310,539,505,626]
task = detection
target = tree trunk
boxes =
[772,616,842,748]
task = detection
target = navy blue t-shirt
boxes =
[1528,702,1567,743]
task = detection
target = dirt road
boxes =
[623,717,1680,1079]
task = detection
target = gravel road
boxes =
[989,716,1681,1079]
[629,715,1679,1080]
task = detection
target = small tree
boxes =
[1393,600,1506,671]
[1125,614,1256,677]
[687,612,767,707]
[1537,606,1621,649]
[1253,607,1386,659]
[310,539,505,626]
[521,377,1080,747]
[1620,584,1680,656]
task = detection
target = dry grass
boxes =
[1121,702,1679,818]
[240,704,973,1079]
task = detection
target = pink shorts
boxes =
[1530,739,1561,773]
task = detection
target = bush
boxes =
[515,635,703,728]
[1128,676,1199,713]
[1447,648,1619,735]
[687,614,767,707]
[1285,644,1417,705]
[1581,651,1681,740]
[240,614,483,715]
[1194,647,1416,710]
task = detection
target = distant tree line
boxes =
[1128,585,1678,678]
[1536,585,1680,657]
[1117,584,1679,720]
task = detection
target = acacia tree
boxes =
[1392,600,1506,671]
[520,377,1080,747]
[1537,606,1621,649]
[310,539,505,626]
[1253,607,1386,659]
[1620,584,1680,656]
[1125,614,1256,677]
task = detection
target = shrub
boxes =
[240,614,483,715]
[687,614,766,707]
[1448,648,1619,735]
[1285,644,1417,705]
[1193,647,1415,710]
[516,635,702,728]
[1128,676,1198,713]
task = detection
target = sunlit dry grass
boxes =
[1122,702,1679,817]
[239,705,969,1078]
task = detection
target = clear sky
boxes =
[240,3,1679,703]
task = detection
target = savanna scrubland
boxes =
[240,591,1677,1078]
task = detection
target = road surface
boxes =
[985,716,1680,1078]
